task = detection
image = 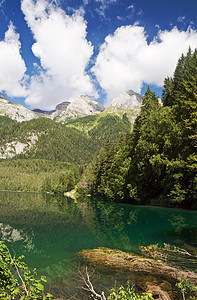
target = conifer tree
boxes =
[79,50,197,209]
[141,86,159,114]
[162,77,174,107]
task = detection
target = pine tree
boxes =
[141,86,159,115]
[162,77,174,107]
[79,51,197,209]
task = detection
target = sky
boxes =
[0,0,197,109]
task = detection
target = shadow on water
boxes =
[0,191,196,297]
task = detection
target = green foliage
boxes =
[107,282,154,300]
[0,159,69,192]
[0,112,132,193]
[65,111,131,140]
[141,86,159,115]
[0,117,99,164]
[0,110,131,193]
[79,49,197,209]
[163,48,197,157]
[176,277,197,300]
[0,158,83,193]
[162,77,174,107]
[88,114,131,141]
[53,165,83,194]
[65,114,98,127]
[0,241,53,299]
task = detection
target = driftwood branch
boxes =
[79,266,106,300]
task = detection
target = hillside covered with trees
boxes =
[0,112,131,192]
[78,49,197,209]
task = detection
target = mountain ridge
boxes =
[0,90,142,123]
[0,89,142,192]
[0,90,142,159]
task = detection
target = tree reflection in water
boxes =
[0,191,196,281]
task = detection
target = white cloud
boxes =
[0,22,27,97]
[93,25,197,106]
[21,0,97,109]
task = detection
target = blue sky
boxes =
[0,0,197,109]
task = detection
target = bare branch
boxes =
[79,266,106,300]
[5,246,29,296]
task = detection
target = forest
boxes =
[0,49,196,208]
[0,111,131,192]
[78,49,197,209]
[0,49,197,300]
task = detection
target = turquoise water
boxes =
[0,191,196,294]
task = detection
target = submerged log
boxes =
[77,247,197,300]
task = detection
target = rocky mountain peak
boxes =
[0,96,37,122]
[32,101,70,117]
[67,95,105,113]
[111,90,142,110]
[55,101,70,111]
[126,90,141,98]
[56,95,105,122]
[0,90,143,123]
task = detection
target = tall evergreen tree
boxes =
[79,50,197,209]
[141,86,159,114]
[162,77,174,107]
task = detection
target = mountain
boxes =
[56,90,143,136]
[32,108,55,115]
[32,101,71,115]
[55,95,105,122]
[0,89,142,192]
[111,90,142,109]
[0,112,131,161]
[0,94,37,122]
[0,90,143,160]
[0,112,132,192]
[0,94,105,122]
[103,90,142,124]
[32,96,104,121]
[0,117,100,163]
[0,91,141,123]
[0,89,143,160]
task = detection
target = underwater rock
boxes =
[77,247,197,300]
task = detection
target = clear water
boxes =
[0,191,196,295]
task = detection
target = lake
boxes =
[0,191,196,297]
